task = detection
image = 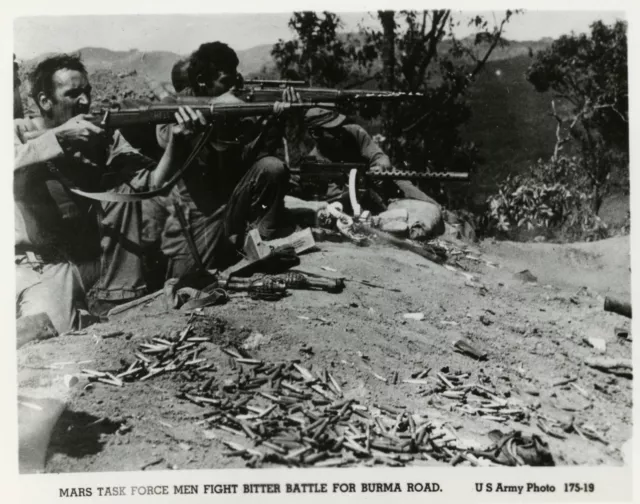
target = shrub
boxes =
[484,155,614,242]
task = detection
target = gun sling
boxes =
[47,124,216,203]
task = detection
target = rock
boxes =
[443,222,462,240]
[515,269,537,283]
[242,331,269,350]
[16,313,57,349]
[615,327,631,342]
[584,337,607,353]
[63,375,79,389]
[387,198,444,241]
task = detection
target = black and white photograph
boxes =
[10,3,632,486]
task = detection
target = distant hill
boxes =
[239,36,554,77]
[25,47,183,82]
[25,44,287,82]
[23,36,552,83]
[237,44,274,75]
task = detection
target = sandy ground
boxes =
[17,234,632,472]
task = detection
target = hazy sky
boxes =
[13,10,626,60]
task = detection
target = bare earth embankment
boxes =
[17,235,632,471]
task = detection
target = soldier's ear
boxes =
[195,74,207,90]
[37,92,53,112]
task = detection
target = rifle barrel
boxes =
[165,87,426,104]
[244,79,308,87]
[243,87,426,103]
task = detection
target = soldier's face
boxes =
[43,69,92,125]
[199,68,235,97]
[312,127,342,152]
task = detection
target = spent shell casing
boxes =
[293,363,315,381]
[303,451,327,464]
[81,369,108,377]
[310,384,334,400]
[376,403,404,416]
[286,446,312,460]
[239,421,258,440]
[328,372,343,396]
[261,441,288,454]
[402,379,430,385]
[97,377,123,387]
[417,368,431,379]
[436,372,455,389]
[235,358,262,365]
[313,457,345,467]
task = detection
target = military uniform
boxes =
[14,116,155,332]
[157,90,290,278]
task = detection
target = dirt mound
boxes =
[482,235,630,299]
[17,235,632,471]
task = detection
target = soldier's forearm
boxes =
[150,134,187,188]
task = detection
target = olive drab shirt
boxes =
[308,124,392,169]
[14,117,153,261]
[155,89,284,216]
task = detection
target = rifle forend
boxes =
[290,161,470,182]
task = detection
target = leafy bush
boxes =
[484,156,614,242]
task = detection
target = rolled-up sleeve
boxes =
[156,124,172,150]
[105,130,154,192]
[345,124,391,171]
[14,121,64,170]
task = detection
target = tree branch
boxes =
[344,70,382,89]
[405,11,510,134]
[416,10,450,86]
[468,15,509,81]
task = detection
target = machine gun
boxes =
[290,159,469,217]
[290,160,469,183]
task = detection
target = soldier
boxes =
[14,54,206,332]
[14,54,24,119]
[157,42,298,278]
[302,107,444,237]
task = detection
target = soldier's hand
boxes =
[53,114,105,151]
[273,101,287,116]
[282,86,301,104]
[171,106,208,138]
[274,86,302,117]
